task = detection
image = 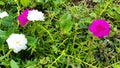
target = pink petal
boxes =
[18,9,29,26]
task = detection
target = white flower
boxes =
[27,10,44,21]
[6,34,27,53]
[0,11,9,18]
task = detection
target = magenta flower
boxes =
[89,19,110,38]
[18,9,29,26]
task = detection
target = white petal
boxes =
[27,10,45,21]
[0,11,8,18]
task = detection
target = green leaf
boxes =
[27,36,38,54]
[27,36,37,46]
[0,30,6,36]
[93,0,102,2]
[0,56,6,61]
[1,16,13,27]
[109,31,115,37]
[27,66,36,68]
[35,0,44,3]
[0,30,7,44]
[116,48,120,53]
[20,0,30,7]
[60,12,73,34]
[89,13,97,18]
[0,1,5,5]
[113,64,120,68]
[10,60,19,68]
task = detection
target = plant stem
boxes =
[38,24,54,42]
[5,49,13,57]
[14,0,21,26]
[48,50,65,68]
[0,49,13,61]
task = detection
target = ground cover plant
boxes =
[0,0,120,68]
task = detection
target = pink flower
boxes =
[18,8,45,26]
[18,9,29,26]
[89,19,110,38]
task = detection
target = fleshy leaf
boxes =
[60,12,73,34]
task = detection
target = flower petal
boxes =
[18,9,29,26]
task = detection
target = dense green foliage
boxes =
[0,0,120,68]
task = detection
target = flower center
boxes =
[97,25,105,32]
[16,41,20,44]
